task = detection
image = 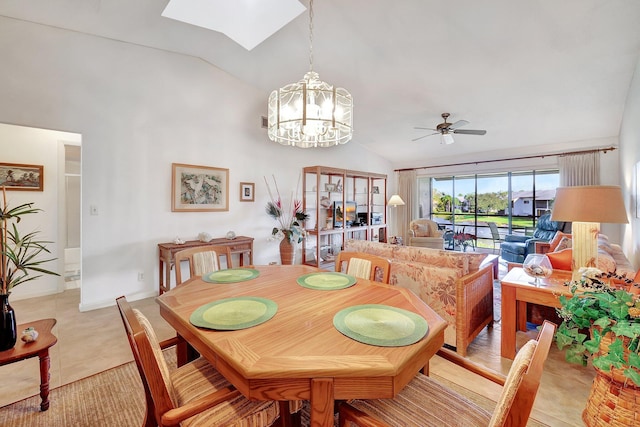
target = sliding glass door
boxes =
[420,169,559,251]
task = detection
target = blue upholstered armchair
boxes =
[500,213,565,263]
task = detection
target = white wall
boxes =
[620,56,640,270]
[0,123,80,299]
[0,17,392,310]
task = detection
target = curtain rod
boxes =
[394,146,617,172]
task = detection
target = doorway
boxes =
[64,144,81,289]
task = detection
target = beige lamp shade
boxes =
[551,186,628,224]
[551,185,628,275]
[388,194,405,206]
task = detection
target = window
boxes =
[418,169,559,250]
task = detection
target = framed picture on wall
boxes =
[171,163,229,212]
[0,162,44,191]
[239,182,255,202]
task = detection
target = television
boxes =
[333,201,357,228]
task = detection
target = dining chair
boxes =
[335,251,391,284]
[170,245,235,365]
[338,320,556,427]
[174,245,233,285]
[116,296,294,427]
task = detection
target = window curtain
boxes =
[558,152,600,186]
[396,170,416,243]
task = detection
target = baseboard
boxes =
[79,289,158,312]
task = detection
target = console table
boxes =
[157,236,254,294]
[0,318,57,411]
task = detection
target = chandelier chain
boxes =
[308,0,314,71]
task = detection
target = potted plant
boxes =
[555,268,640,425]
[555,268,640,385]
[0,187,59,350]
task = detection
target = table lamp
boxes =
[550,186,628,276]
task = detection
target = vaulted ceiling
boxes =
[2,0,640,168]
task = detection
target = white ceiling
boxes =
[2,0,640,168]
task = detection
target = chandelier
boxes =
[267,0,353,148]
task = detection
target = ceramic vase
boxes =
[0,293,17,351]
[279,239,295,265]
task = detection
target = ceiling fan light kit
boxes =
[413,112,486,143]
[267,0,353,148]
[440,133,455,145]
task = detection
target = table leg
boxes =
[38,349,51,411]
[421,361,429,376]
[165,260,172,294]
[310,378,334,427]
[517,301,528,331]
[501,285,517,359]
[159,258,165,295]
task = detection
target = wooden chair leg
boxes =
[277,401,301,427]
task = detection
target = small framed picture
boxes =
[171,163,229,212]
[0,162,44,191]
[240,182,255,202]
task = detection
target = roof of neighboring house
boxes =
[512,189,556,201]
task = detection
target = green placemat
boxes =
[333,304,428,347]
[190,297,277,330]
[296,272,357,290]
[202,268,260,283]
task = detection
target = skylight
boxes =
[162,0,305,51]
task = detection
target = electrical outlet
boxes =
[137,272,144,281]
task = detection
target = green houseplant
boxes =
[555,268,640,386]
[0,187,59,350]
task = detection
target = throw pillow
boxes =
[413,224,429,237]
[546,248,572,271]
[549,232,572,252]
[596,251,616,274]
[556,236,572,251]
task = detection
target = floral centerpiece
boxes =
[555,267,640,386]
[264,175,309,244]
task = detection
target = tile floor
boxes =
[0,266,595,426]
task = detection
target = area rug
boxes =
[0,348,546,427]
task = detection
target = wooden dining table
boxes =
[156,264,446,427]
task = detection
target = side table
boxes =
[0,318,57,410]
[500,268,571,359]
[158,236,254,294]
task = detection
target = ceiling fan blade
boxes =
[452,129,487,135]
[448,120,469,130]
[413,126,436,130]
[412,132,438,142]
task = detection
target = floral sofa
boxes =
[343,239,494,356]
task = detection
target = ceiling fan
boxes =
[413,113,487,144]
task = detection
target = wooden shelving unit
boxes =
[302,166,387,268]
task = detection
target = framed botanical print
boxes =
[240,182,255,202]
[171,163,229,212]
[0,162,44,191]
